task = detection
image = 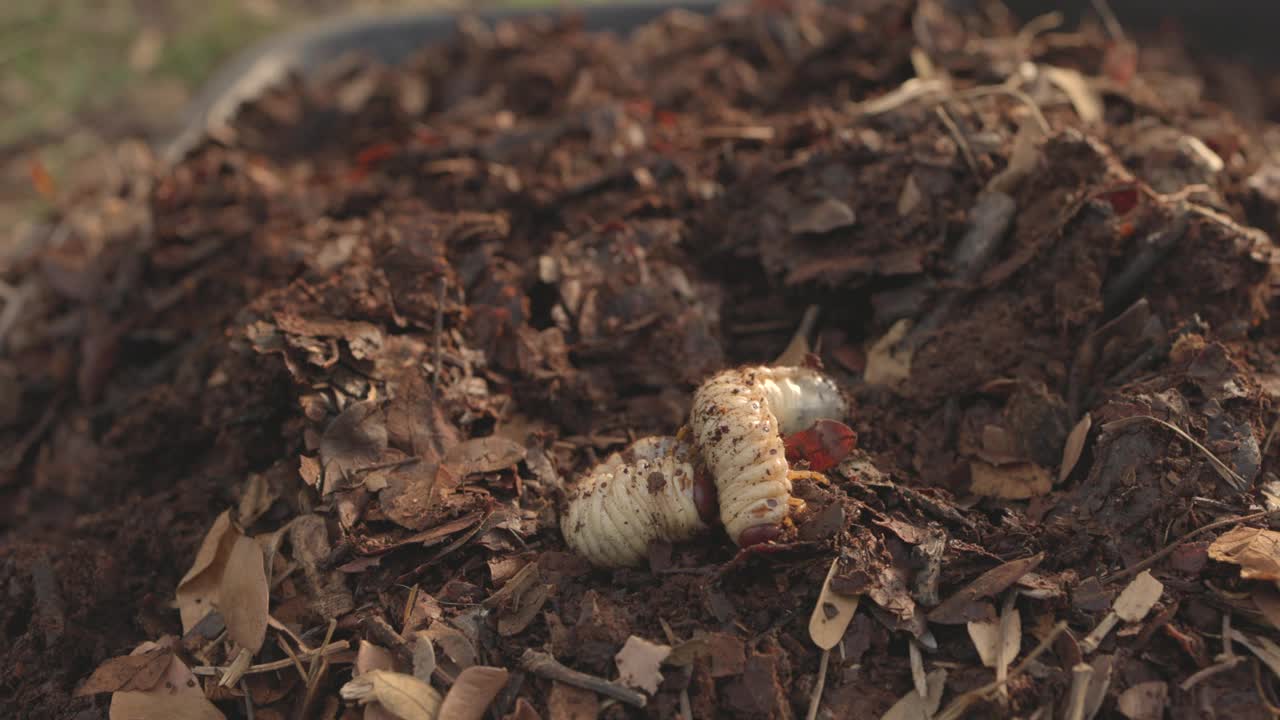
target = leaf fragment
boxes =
[218,535,269,653]
[1059,413,1092,483]
[340,669,442,720]
[969,461,1052,499]
[1208,526,1280,581]
[438,666,510,720]
[929,553,1043,624]
[78,646,174,696]
[880,668,946,720]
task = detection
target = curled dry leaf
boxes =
[218,535,269,653]
[340,669,443,720]
[1116,681,1168,720]
[357,640,397,674]
[969,461,1052,499]
[880,668,946,720]
[1207,526,1280,581]
[865,319,913,388]
[1043,66,1103,124]
[425,621,477,676]
[78,646,173,695]
[1059,413,1092,483]
[412,631,437,682]
[175,511,237,633]
[109,643,225,720]
[438,666,510,720]
[929,553,1044,625]
[615,636,671,694]
[809,557,860,650]
[320,400,390,491]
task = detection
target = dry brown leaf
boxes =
[412,631,437,682]
[320,400,389,491]
[1059,413,1092,483]
[218,535,269,653]
[438,666,510,720]
[237,472,276,526]
[299,454,322,488]
[109,644,225,720]
[880,668,946,720]
[340,669,443,720]
[78,646,173,695]
[615,636,671,694]
[865,319,913,388]
[966,607,1020,668]
[175,511,239,633]
[929,553,1043,625]
[357,641,397,674]
[548,681,599,720]
[969,461,1052,499]
[809,557,861,650]
[1117,681,1167,720]
[788,193,856,235]
[897,174,924,216]
[445,437,526,476]
[1208,526,1280,581]
[986,120,1045,195]
[1043,66,1103,124]
[425,622,477,676]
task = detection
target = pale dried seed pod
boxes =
[562,435,707,568]
[690,365,847,544]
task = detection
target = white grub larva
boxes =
[690,365,847,546]
[561,435,708,568]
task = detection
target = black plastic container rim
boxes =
[166,0,1279,163]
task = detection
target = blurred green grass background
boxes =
[0,0,576,234]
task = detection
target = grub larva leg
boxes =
[561,436,707,568]
[690,365,847,545]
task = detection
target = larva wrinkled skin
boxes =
[561,436,707,568]
[690,365,847,545]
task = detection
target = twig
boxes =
[1103,415,1248,492]
[276,635,310,684]
[1063,663,1093,720]
[241,678,256,720]
[431,275,446,399]
[194,645,349,677]
[295,619,337,720]
[519,649,647,707]
[956,85,1051,134]
[1090,0,1127,41]
[1180,656,1244,691]
[1103,508,1280,583]
[936,621,1067,720]
[805,649,830,720]
[935,105,980,179]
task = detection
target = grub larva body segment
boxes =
[690,366,847,544]
[562,436,707,568]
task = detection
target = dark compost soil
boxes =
[5,1,1280,718]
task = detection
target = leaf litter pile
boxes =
[8,1,1280,718]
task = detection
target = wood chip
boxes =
[614,636,671,694]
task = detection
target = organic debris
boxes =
[8,0,1280,717]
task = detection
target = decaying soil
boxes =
[5,1,1280,718]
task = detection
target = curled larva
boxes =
[561,436,708,568]
[690,365,847,545]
